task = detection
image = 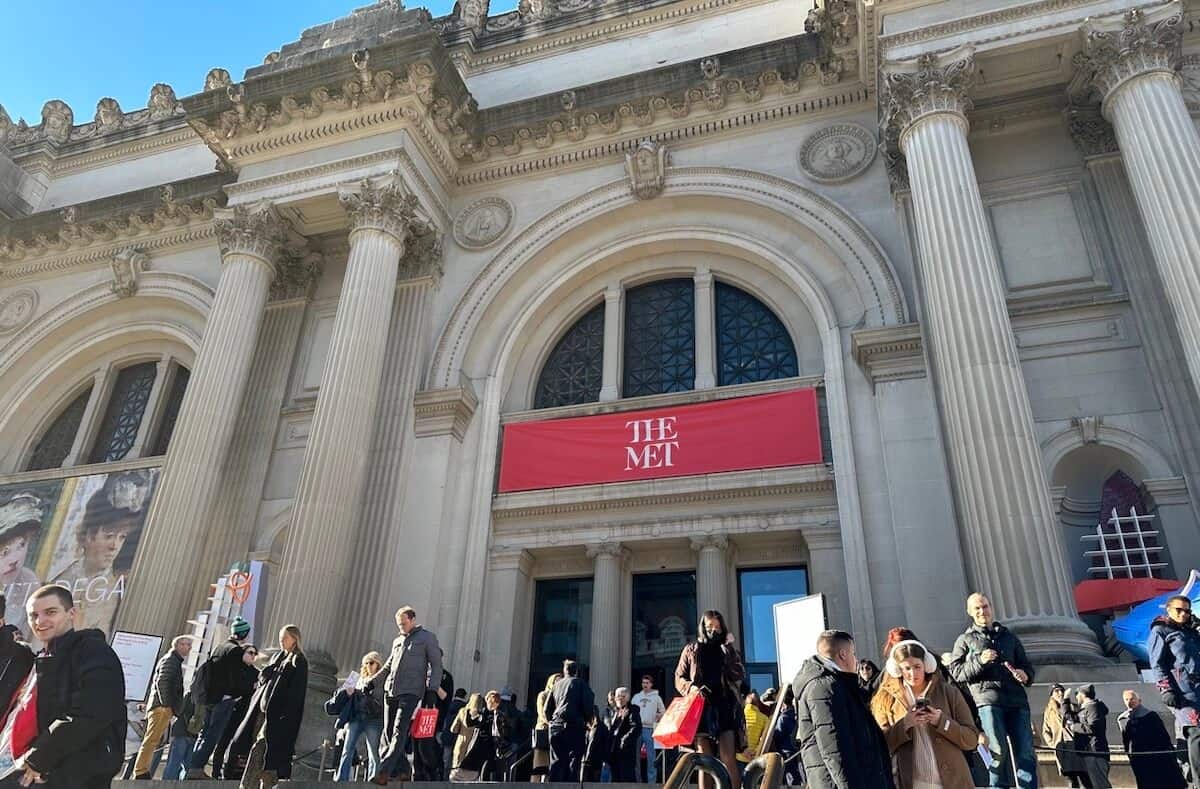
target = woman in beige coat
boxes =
[871,640,979,789]
[531,673,561,782]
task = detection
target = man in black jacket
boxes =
[607,686,642,782]
[1069,685,1110,789]
[186,615,251,779]
[792,630,893,789]
[132,634,191,778]
[13,584,125,789]
[949,593,1037,789]
[545,659,595,781]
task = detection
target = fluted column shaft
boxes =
[269,175,423,664]
[883,47,1099,661]
[691,535,729,617]
[1082,6,1200,394]
[587,543,625,697]
[118,202,286,638]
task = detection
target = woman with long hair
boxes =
[450,693,492,782]
[327,650,386,782]
[675,609,746,789]
[871,640,978,789]
[230,625,308,789]
[531,673,560,783]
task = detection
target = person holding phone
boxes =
[872,640,979,789]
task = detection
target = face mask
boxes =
[705,627,722,640]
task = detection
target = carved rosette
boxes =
[1079,6,1183,111]
[337,174,420,246]
[212,200,289,267]
[1064,104,1119,157]
[880,45,976,154]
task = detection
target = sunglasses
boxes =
[1171,607,1192,613]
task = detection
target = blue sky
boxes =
[0,1,518,125]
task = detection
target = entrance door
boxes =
[529,577,594,696]
[737,566,808,693]
[631,571,696,703]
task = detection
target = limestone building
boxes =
[2,0,1200,703]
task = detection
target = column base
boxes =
[1005,615,1111,668]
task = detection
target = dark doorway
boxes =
[631,571,697,703]
[529,577,594,695]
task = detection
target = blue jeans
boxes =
[164,734,196,780]
[337,719,383,781]
[641,727,658,782]
[978,705,1037,788]
[190,698,236,771]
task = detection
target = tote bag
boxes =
[653,693,705,748]
[411,706,440,739]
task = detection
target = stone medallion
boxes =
[0,289,36,334]
[798,123,877,184]
[452,197,514,250]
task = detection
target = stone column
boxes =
[881,47,1101,662]
[691,535,729,617]
[599,285,622,401]
[587,542,626,698]
[118,201,288,637]
[268,174,435,667]
[694,268,716,389]
[1078,5,1200,395]
[803,528,851,631]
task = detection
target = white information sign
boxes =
[773,594,827,690]
[111,630,164,703]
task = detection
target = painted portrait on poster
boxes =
[0,480,62,638]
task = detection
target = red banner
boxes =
[498,388,822,493]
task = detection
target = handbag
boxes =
[653,693,706,748]
[411,706,440,739]
[533,727,550,750]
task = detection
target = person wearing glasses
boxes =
[1149,594,1200,782]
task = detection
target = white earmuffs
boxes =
[884,639,938,678]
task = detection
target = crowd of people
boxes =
[3,583,1198,788]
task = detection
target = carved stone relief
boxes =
[0,289,37,334]
[110,248,150,298]
[624,139,668,200]
[798,123,876,183]
[452,196,513,249]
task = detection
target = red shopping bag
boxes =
[653,693,705,748]
[410,706,440,739]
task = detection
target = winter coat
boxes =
[23,628,126,788]
[451,706,492,771]
[326,681,385,728]
[738,702,769,763]
[229,649,308,779]
[583,721,611,767]
[201,637,248,703]
[491,706,516,757]
[675,640,748,749]
[871,672,978,789]
[1042,697,1086,777]
[373,625,442,699]
[0,625,32,718]
[1069,699,1110,756]
[633,688,666,728]
[608,705,642,764]
[1119,704,1187,789]
[1148,615,1200,708]
[443,696,467,748]
[792,655,894,789]
[545,675,595,729]
[148,647,185,714]
[948,622,1034,709]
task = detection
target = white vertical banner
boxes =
[773,594,827,689]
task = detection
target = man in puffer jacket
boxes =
[949,593,1036,788]
[792,630,893,789]
[1148,593,1200,782]
[14,585,126,789]
[132,634,191,778]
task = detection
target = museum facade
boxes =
[2,0,1200,703]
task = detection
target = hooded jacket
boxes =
[792,655,894,789]
[632,688,666,728]
[23,628,126,788]
[1148,615,1200,707]
[948,622,1034,709]
[373,625,443,699]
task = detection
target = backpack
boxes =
[189,658,212,705]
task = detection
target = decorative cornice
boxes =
[212,200,290,265]
[0,83,185,152]
[414,380,479,441]
[880,45,976,154]
[850,323,925,387]
[1144,476,1190,505]
[1075,5,1184,117]
[1064,103,1119,157]
[338,171,421,245]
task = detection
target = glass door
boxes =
[631,571,697,703]
[529,577,594,694]
[737,566,808,693]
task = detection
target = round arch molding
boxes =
[0,272,212,472]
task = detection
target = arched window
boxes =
[24,360,190,471]
[26,386,93,471]
[623,279,695,397]
[534,303,605,409]
[715,282,798,386]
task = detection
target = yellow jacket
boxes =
[737,702,769,763]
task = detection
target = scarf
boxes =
[904,683,942,789]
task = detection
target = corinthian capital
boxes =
[400,221,444,282]
[880,45,976,151]
[338,172,420,246]
[213,200,289,266]
[1077,5,1183,110]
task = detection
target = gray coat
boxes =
[374,625,443,699]
[148,648,185,714]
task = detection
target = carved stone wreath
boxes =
[452,197,513,249]
[0,289,37,334]
[798,123,877,184]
